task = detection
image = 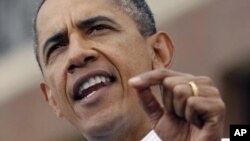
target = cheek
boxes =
[46,62,77,120]
[47,62,67,95]
[94,35,152,105]
[98,36,152,77]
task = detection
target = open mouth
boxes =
[73,71,116,102]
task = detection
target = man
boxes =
[33,0,225,141]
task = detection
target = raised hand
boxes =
[129,69,225,141]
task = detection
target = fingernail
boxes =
[129,77,141,84]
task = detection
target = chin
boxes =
[78,107,130,139]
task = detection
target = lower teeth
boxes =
[86,91,96,98]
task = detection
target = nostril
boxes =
[68,56,97,74]
[68,64,77,73]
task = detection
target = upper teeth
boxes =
[79,76,110,93]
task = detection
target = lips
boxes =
[72,70,116,102]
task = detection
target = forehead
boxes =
[37,0,119,22]
[36,0,125,44]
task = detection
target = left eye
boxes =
[93,25,106,31]
[88,25,111,35]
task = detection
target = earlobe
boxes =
[149,32,174,69]
[40,82,63,118]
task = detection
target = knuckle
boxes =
[211,87,220,96]
[163,78,173,87]
[186,98,196,109]
[217,99,226,112]
[214,99,226,120]
[198,76,213,84]
[173,85,182,94]
[173,86,185,100]
[173,85,186,99]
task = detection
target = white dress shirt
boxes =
[141,130,162,141]
[141,130,227,141]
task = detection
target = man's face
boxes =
[37,0,154,138]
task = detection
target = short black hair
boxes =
[115,0,157,36]
[33,0,157,72]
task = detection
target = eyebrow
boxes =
[42,32,66,59]
[78,16,119,28]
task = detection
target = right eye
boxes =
[47,41,67,62]
[87,24,114,37]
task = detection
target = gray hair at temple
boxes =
[33,0,157,72]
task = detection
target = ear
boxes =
[40,82,64,118]
[148,32,174,69]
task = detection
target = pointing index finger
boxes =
[129,69,180,89]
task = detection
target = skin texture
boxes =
[36,0,225,141]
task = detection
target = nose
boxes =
[67,41,99,74]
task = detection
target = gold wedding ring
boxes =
[188,81,199,97]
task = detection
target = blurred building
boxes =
[0,0,250,140]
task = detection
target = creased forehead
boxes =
[37,0,121,40]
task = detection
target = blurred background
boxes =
[0,0,250,140]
